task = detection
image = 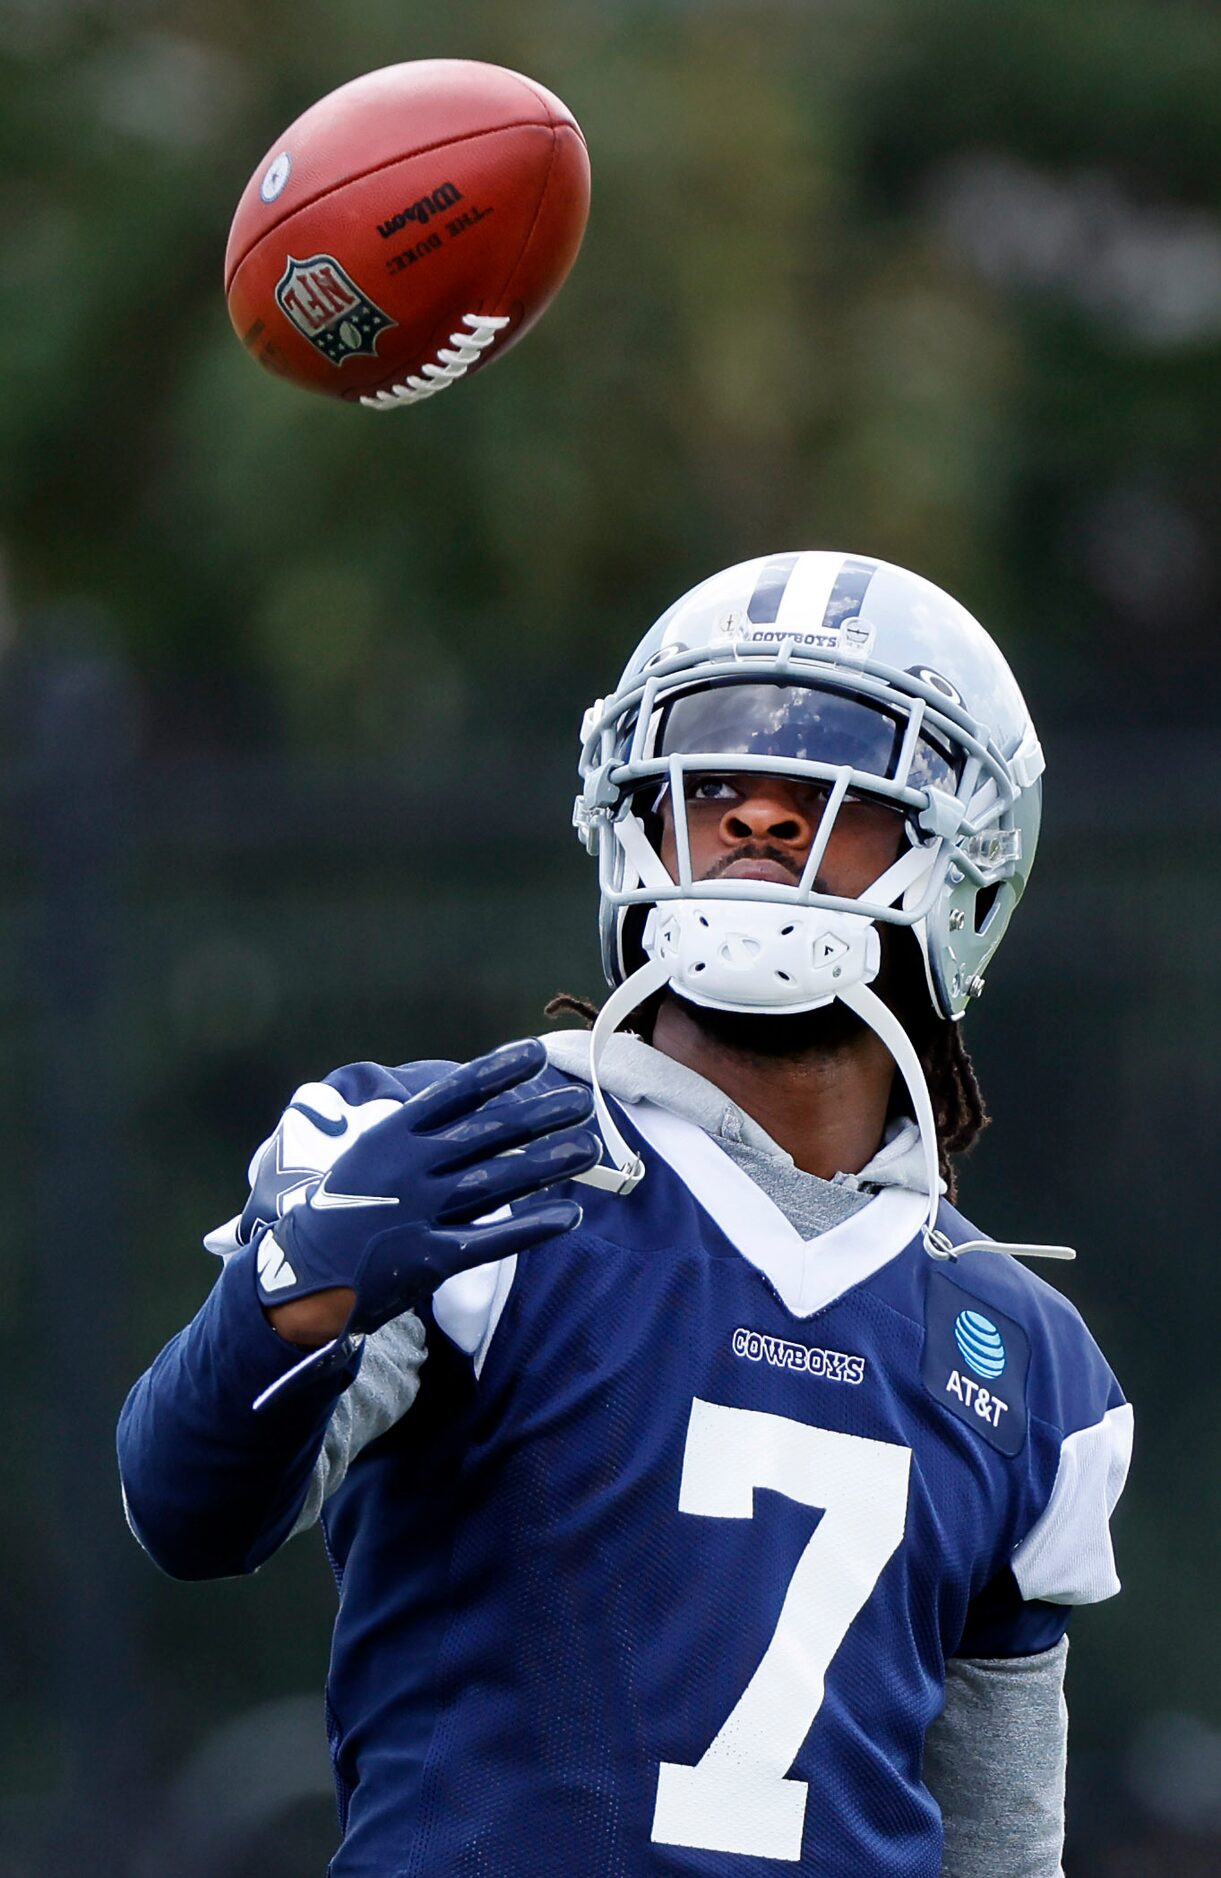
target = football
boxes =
[224,60,591,410]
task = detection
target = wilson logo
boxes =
[378,182,463,238]
[732,1326,866,1385]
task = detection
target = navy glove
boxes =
[252,1039,598,1334]
[204,1059,410,1263]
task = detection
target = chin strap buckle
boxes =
[573,1155,646,1195]
[576,956,673,1198]
[925,1224,1076,1262]
[954,1237,1076,1262]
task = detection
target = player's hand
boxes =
[254,1039,597,1335]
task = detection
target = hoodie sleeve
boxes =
[117,1059,451,1578]
[117,1241,363,1579]
[925,1640,1068,1878]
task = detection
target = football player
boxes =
[118,552,1131,1877]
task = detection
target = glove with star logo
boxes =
[208,1041,597,1336]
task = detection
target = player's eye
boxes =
[684,775,739,805]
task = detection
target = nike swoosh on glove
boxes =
[255,1039,598,1335]
[204,1060,410,1261]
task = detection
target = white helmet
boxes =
[571,551,1067,1262]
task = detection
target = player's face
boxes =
[656,772,906,899]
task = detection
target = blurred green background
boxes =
[2,1,1219,1872]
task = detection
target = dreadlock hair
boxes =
[918,1017,989,1202]
[542,983,990,1204]
[881,928,990,1202]
[544,992,603,1027]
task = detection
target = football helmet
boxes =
[571,551,1064,1258]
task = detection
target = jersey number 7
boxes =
[651,1400,912,1862]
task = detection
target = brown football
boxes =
[225,60,590,409]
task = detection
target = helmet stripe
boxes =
[822,555,878,632]
[745,552,801,624]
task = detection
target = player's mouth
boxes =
[710,856,802,884]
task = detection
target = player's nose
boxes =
[721,781,815,849]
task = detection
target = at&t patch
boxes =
[922,1271,1029,1456]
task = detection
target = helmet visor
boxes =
[657,680,961,794]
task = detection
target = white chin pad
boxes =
[643,900,881,1015]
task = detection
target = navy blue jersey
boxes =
[119,1061,1131,1877]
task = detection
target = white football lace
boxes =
[359,313,510,411]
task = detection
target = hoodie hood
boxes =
[542,1026,936,1232]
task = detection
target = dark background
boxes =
[2,2,1218,1872]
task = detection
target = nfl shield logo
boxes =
[274,255,396,366]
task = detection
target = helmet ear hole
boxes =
[617,903,651,980]
[973,883,1002,935]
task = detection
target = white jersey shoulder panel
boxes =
[1012,1402,1134,1605]
[432,1254,519,1376]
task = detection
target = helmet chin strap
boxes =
[837,978,1074,1262]
[572,956,671,1193]
[834,976,943,1248]
[577,819,1073,1257]
[571,947,1074,1262]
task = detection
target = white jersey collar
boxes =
[626,1097,927,1318]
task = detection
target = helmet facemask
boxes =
[588,664,997,1021]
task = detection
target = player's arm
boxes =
[926,1632,1069,1878]
[117,1239,368,1579]
[118,1057,411,1577]
[117,1041,596,1579]
[929,1365,1133,1878]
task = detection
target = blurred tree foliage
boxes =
[2,0,1217,747]
[0,2,1218,1872]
